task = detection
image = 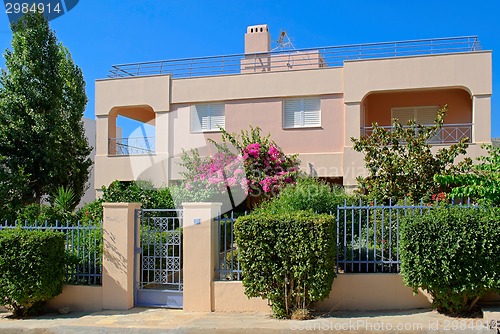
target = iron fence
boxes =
[109,36,480,79]
[108,137,155,156]
[0,220,103,285]
[216,199,475,280]
[216,212,242,281]
[360,123,473,144]
[336,198,473,274]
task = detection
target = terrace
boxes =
[108,36,481,79]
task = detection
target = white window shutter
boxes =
[209,103,225,130]
[416,106,439,125]
[392,107,415,125]
[283,99,302,128]
[191,104,210,132]
[303,98,321,126]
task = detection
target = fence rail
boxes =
[217,212,242,281]
[108,137,155,156]
[0,220,103,285]
[216,199,475,280]
[109,36,481,79]
[361,123,473,144]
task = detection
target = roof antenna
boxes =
[272,30,295,51]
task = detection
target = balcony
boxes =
[360,123,472,144]
[108,137,155,156]
[108,36,480,79]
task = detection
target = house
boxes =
[94,24,492,196]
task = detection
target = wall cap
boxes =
[102,202,142,208]
[182,202,223,209]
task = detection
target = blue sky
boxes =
[0,0,498,138]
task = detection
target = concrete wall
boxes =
[46,285,103,312]
[212,275,431,313]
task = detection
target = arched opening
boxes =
[361,88,472,144]
[108,105,156,155]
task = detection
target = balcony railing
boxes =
[108,36,481,79]
[108,137,155,155]
[360,123,472,144]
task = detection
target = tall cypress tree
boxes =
[0,13,91,212]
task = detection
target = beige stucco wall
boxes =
[102,203,141,310]
[211,274,431,313]
[95,154,169,188]
[182,202,222,312]
[343,52,492,104]
[46,285,103,312]
[212,281,269,313]
[171,67,343,104]
[95,75,171,116]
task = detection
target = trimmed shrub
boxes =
[234,211,336,318]
[256,177,356,215]
[0,228,66,316]
[400,207,500,315]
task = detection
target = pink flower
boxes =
[268,146,280,161]
[226,177,237,187]
[185,182,193,190]
[245,143,261,158]
[234,168,243,176]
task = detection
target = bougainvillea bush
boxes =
[172,127,301,211]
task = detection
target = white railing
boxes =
[360,123,472,144]
[108,137,155,155]
[108,36,481,79]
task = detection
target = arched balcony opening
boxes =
[108,106,156,155]
[361,88,472,144]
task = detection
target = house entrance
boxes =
[135,209,183,308]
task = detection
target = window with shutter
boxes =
[191,103,225,132]
[283,97,321,128]
[391,107,415,125]
[391,106,439,125]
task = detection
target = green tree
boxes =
[351,106,471,202]
[435,144,500,205]
[0,13,91,213]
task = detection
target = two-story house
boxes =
[94,24,491,196]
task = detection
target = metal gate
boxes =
[135,209,183,308]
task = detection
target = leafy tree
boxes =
[0,13,91,212]
[351,106,471,202]
[435,144,500,205]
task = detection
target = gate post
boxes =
[182,202,222,312]
[102,202,141,310]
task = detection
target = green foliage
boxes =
[0,13,92,214]
[52,186,77,213]
[400,207,500,315]
[0,228,66,317]
[76,180,175,223]
[435,144,500,206]
[256,177,356,214]
[351,106,471,202]
[235,211,336,318]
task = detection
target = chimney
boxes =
[244,24,270,54]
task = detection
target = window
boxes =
[191,103,225,132]
[283,97,321,128]
[391,106,439,125]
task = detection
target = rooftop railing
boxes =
[108,36,481,79]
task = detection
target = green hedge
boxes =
[400,207,500,315]
[256,177,355,215]
[0,229,66,317]
[234,211,336,319]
